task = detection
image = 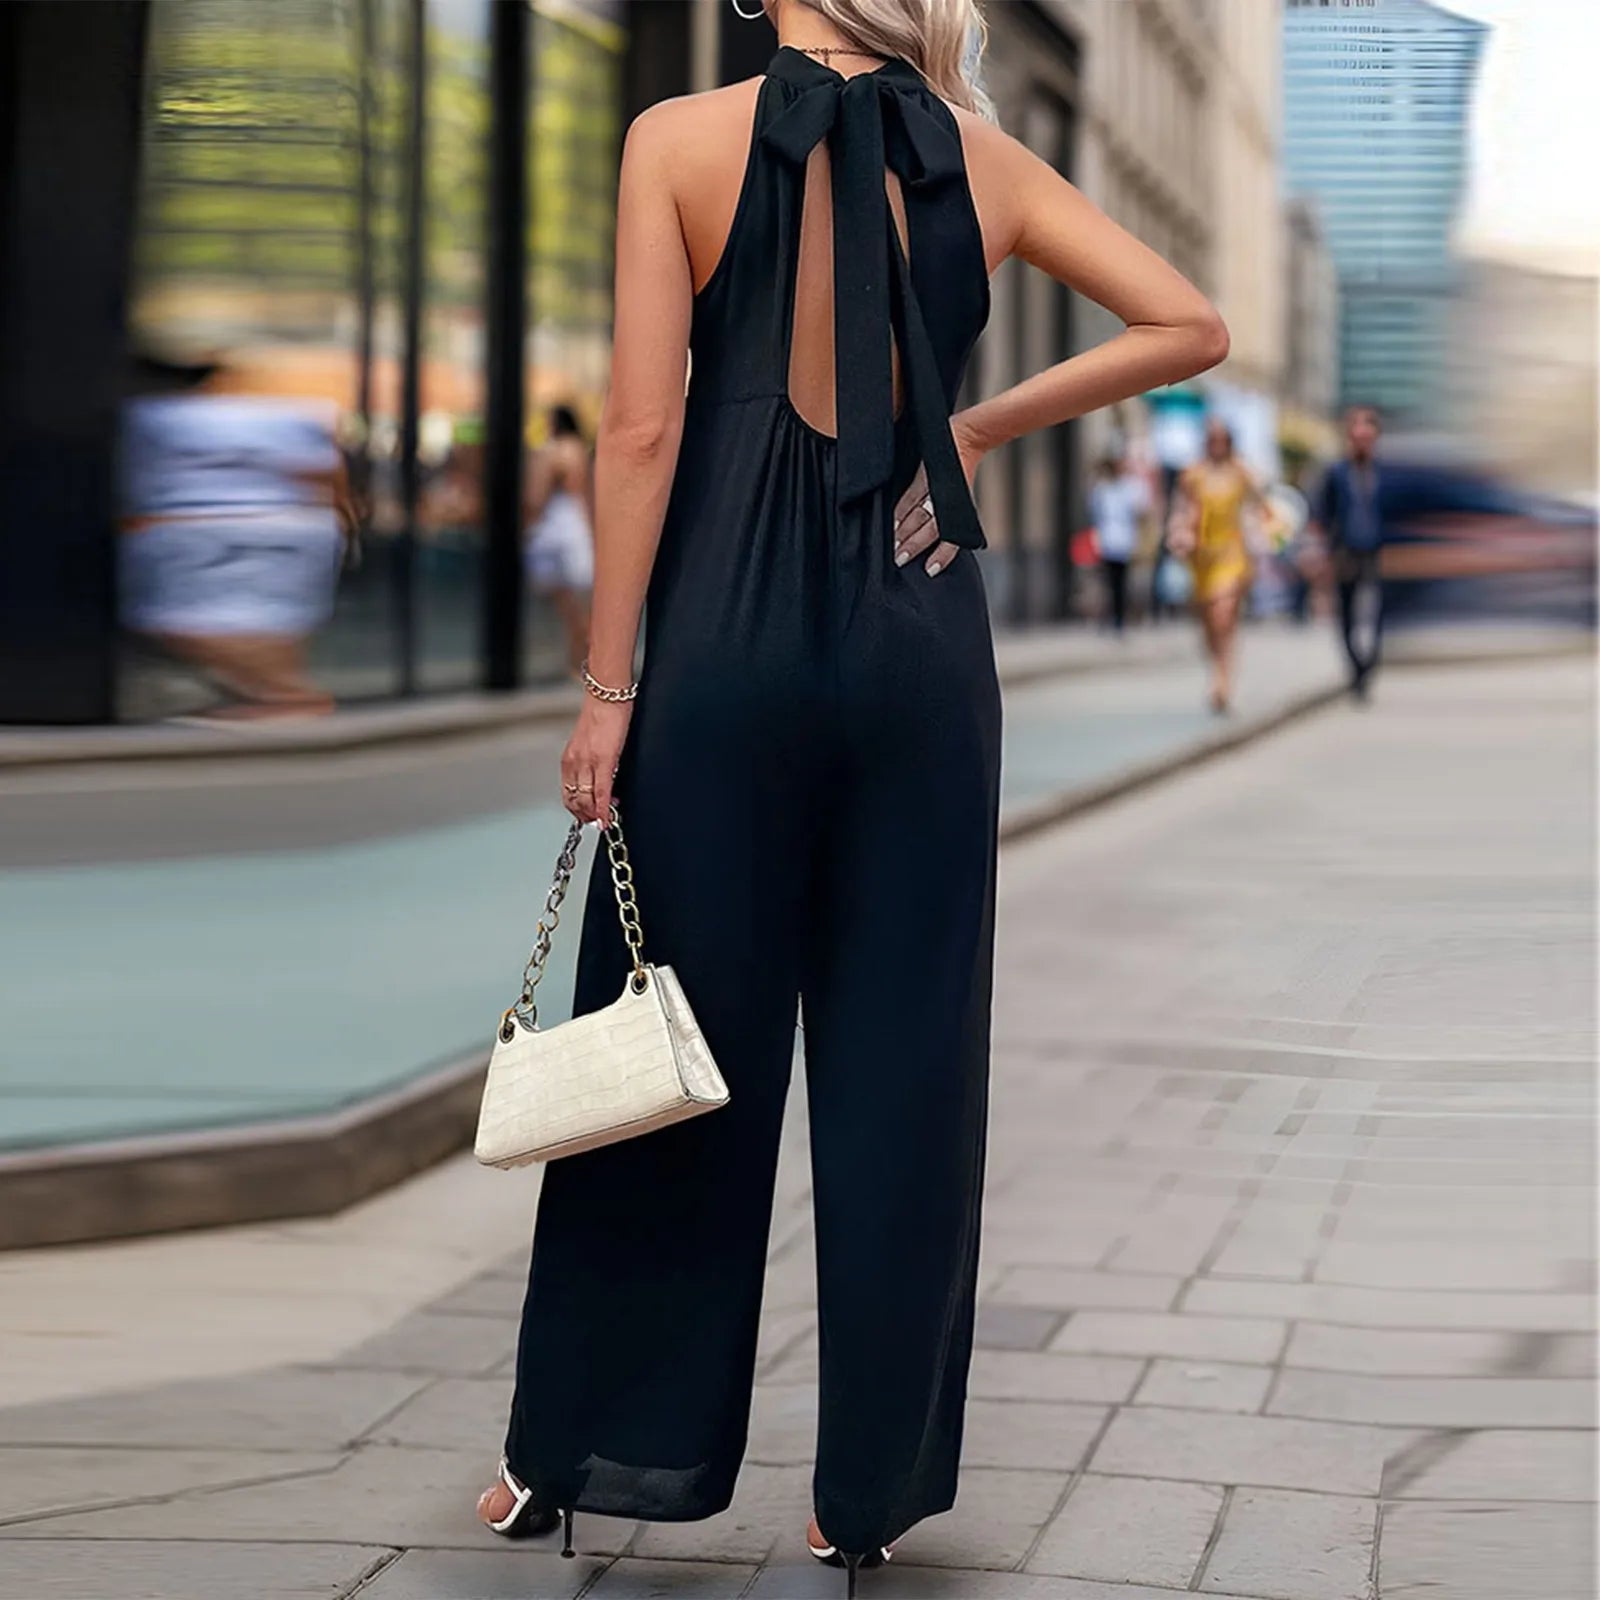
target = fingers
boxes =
[893,469,935,566]
[574,766,601,826]
[560,750,585,822]
[894,498,937,565]
[560,711,628,827]
[559,745,601,824]
[593,765,616,830]
[893,471,959,577]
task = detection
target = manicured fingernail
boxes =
[927,559,943,576]
[894,547,911,567]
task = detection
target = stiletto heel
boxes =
[560,1507,575,1558]
[807,1521,892,1594]
[843,1551,862,1599]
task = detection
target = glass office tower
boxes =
[1282,0,1487,424]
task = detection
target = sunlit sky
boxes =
[1445,0,1600,273]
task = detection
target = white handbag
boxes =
[474,812,729,1167]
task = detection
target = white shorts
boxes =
[120,510,343,636]
[525,495,594,591]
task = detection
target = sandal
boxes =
[479,1457,560,1540]
[807,1518,893,1597]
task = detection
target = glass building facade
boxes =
[0,0,629,723]
[0,0,1083,725]
[121,0,627,715]
[1282,0,1487,423]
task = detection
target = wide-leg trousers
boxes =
[504,595,1001,1555]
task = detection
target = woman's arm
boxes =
[524,447,554,525]
[1167,468,1199,556]
[896,121,1228,573]
[1239,468,1288,550]
[561,105,693,826]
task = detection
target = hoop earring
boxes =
[731,0,766,18]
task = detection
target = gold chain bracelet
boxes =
[580,660,639,703]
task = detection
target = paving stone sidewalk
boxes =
[0,657,1593,1600]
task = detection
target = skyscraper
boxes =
[1282,0,1487,424]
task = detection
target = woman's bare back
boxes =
[647,72,1014,439]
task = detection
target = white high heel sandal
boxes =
[482,1457,562,1541]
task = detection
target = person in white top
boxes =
[119,357,351,720]
[524,404,596,676]
[1087,451,1151,634]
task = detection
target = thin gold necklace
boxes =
[796,45,886,66]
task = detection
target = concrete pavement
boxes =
[0,654,1592,1598]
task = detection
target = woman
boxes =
[1169,418,1269,714]
[1088,450,1151,634]
[479,0,1227,1587]
[120,357,349,722]
[525,403,596,676]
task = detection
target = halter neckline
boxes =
[769,45,914,88]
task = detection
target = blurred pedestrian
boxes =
[119,356,349,722]
[481,0,1228,1583]
[1311,404,1389,699]
[1168,418,1273,714]
[525,403,595,677]
[1088,451,1150,634]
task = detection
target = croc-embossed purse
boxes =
[474,812,728,1168]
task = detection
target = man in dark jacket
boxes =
[1313,405,1389,698]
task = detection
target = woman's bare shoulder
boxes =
[946,105,1030,172]
[625,80,764,173]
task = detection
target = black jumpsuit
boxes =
[505,48,1001,1556]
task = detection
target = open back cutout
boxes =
[785,144,909,441]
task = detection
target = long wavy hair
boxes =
[779,0,991,117]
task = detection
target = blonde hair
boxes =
[788,0,991,117]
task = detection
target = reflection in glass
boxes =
[415,0,491,691]
[121,0,630,712]
[120,359,350,722]
[524,0,625,682]
[124,0,391,716]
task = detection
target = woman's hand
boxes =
[561,698,633,826]
[1166,494,1198,559]
[891,416,986,577]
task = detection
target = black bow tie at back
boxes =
[762,51,986,552]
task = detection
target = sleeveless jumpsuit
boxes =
[505,49,1000,1555]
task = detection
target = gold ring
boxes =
[562,783,578,795]
[576,784,595,793]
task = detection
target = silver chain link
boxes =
[500,807,645,1041]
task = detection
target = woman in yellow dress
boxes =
[1170,419,1272,713]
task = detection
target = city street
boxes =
[0,654,1593,1599]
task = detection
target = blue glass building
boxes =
[1282,0,1487,423]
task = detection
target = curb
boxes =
[0,637,1196,774]
[0,629,1582,774]
[0,1051,488,1252]
[0,685,585,773]
[0,677,1346,1252]
[999,681,1347,844]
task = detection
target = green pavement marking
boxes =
[0,804,585,1150]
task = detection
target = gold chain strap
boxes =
[500,807,646,1042]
